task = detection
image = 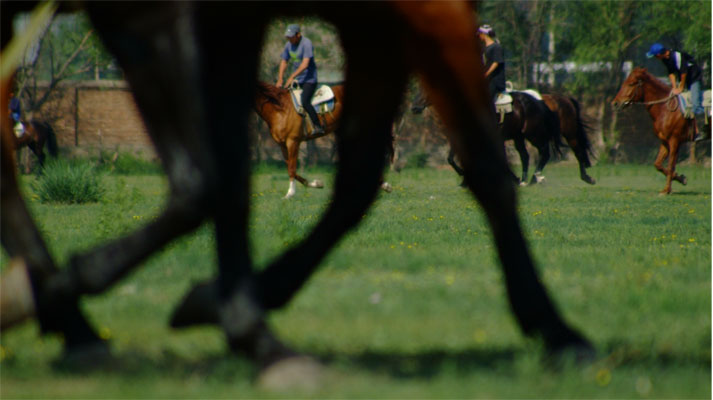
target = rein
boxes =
[627,80,679,112]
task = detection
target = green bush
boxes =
[98,151,163,175]
[404,151,429,169]
[31,159,105,204]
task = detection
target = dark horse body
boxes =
[1,1,592,378]
[254,81,393,198]
[12,119,58,170]
[541,94,596,185]
[413,90,564,185]
[612,67,694,194]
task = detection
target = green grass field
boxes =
[1,163,710,398]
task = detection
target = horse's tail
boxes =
[570,97,595,168]
[44,122,58,157]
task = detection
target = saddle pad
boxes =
[515,89,542,101]
[290,84,335,109]
[703,90,711,108]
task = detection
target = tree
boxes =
[14,12,114,121]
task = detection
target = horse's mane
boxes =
[256,81,287,110]
[633,67,670,93]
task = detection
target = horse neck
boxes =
[640,73,671,104]
[254,85,285,120]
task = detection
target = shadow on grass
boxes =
[45,338,709,381]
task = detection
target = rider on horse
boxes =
[477,24,506,107]
[647,43,709,142]
[8,91,24,137]
[276,24,325,137]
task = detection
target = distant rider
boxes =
[647,43,709,141]
[477,24,506,106]
[276,24,325,137]
[8,91,24,137]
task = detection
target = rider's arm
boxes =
[485,61,499,78]
[277,59,288,85]
[678,72,687,91]
[288,57,311,83]
[668,73,678,89]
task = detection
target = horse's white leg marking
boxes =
[381,182,393,193]
[534,172,546,183]
[285,179,296,199]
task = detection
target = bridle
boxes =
[622,78,678,111]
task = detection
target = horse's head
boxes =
[611,67,648,111]
[410,89,431,114]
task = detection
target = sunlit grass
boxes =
[1,163,710,398]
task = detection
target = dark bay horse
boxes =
[1,1,592,379]
[12,119,58,170]
[412,89,564,185]
[254,81,393,198]
[611,67,693,194]
[541,94,596,185]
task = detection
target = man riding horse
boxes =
[276,24,325,137]
[647,43,709,142]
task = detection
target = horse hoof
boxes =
[308,179,324,189]
[583,176,596,185]
[257,355,324,393]
[0,258,36,331]
[519,181,528,187]
[381,182,393,193]
[658,190,671,196]
[284,192,295,199]
[170,280,219,328]
[679,175,687,185]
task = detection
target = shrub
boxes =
[98,151,163,175]
[32,159,105,204]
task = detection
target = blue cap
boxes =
[285,24,300,37]
[646,43,665,58]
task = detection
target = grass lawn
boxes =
[1,162,710,398]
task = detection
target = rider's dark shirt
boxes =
[661,51,702,89]
[484,41,505,93]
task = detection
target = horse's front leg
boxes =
[447,146,467,187]
[662,138,685,194]
[513,138,529,185]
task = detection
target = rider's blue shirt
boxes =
[281,36,318,85]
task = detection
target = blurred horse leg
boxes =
[254,7,407,309]
[1,74,105,355]
[398,2,592,354]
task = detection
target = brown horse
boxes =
[255,82,393,198]
[541,94,596,185]
[611,67,692,194]
[12,119,58,170]
[2,1,592,376]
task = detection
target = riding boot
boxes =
[694,114,710,142]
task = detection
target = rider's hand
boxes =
[276,78,283,88]
[672,87,683,95]
[285,78,294,88]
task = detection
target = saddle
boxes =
[678,89,712,122]
[494,81,544,123]
[13,122,25,138]
[289,84,336,116]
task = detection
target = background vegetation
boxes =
[1,163,710,398]
[10,1,712,166]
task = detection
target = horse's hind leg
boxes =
[400,3,591,355]
[254,15,408,310]
[663,139,685,194]
[513,138,529,185]
[1,89,105,358]
[27,141,44,169]
[447,146,467,187]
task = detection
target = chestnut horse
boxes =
[612,67,692,194]
[2,1,592,377]
[12,119,58,170]
[254,81,393,198]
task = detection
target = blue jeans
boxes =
[689,80,704,115]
